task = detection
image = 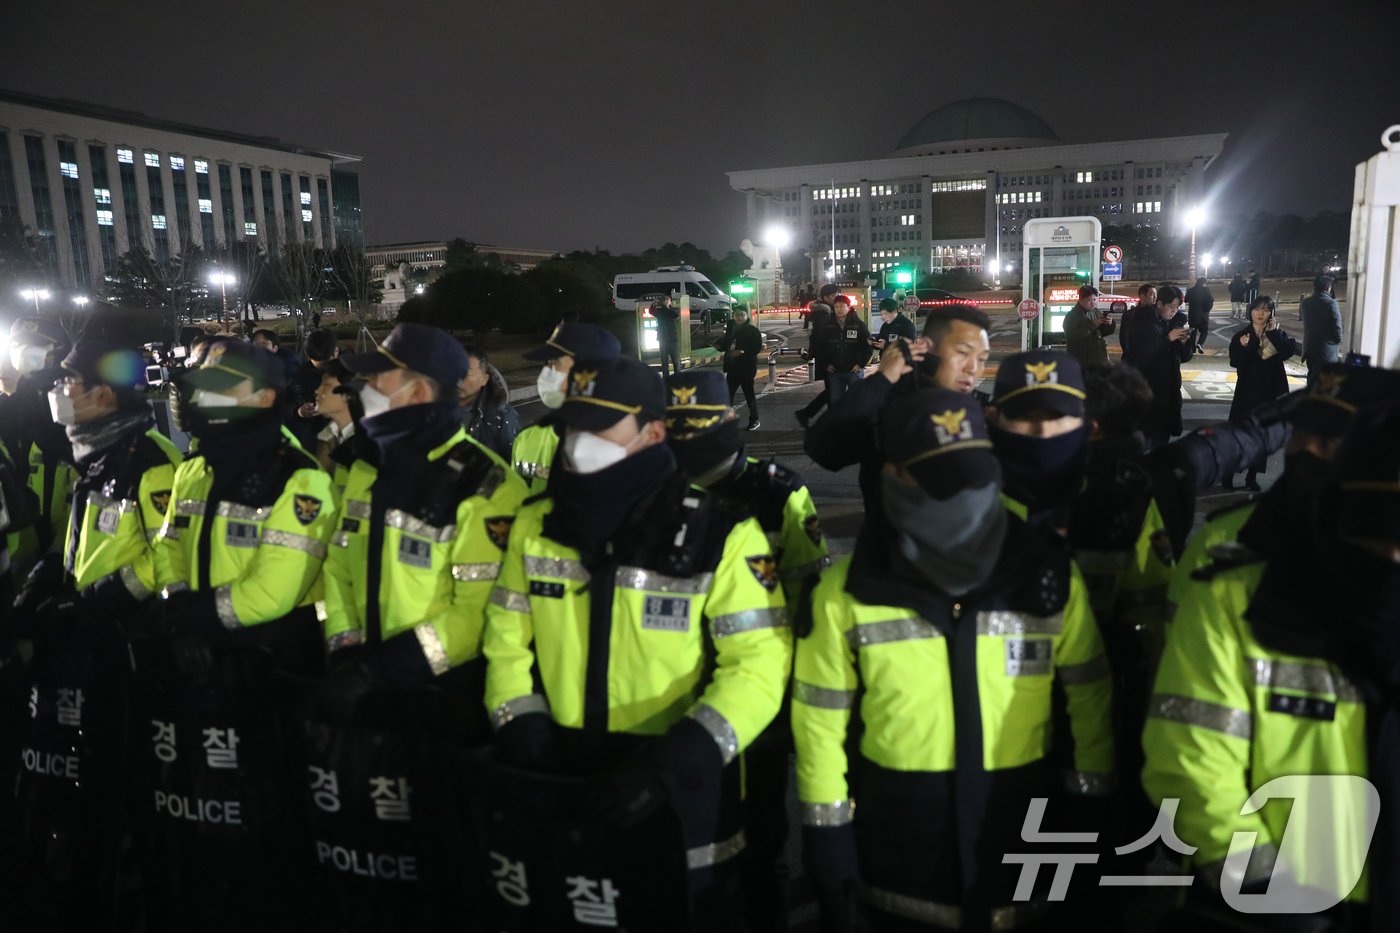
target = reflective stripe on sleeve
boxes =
[216,501,271,522]
[975,610,1063,636]
[385,509,456,543]
[344,500,371,519]
[792,680,856,710]
[413,623,451,676]
[1062,770,1115,796]
[687,703,739,766]
[1058,654,1111,686]
[452,562,501,582]
[846,617,941,650]
[491,694,550,730]
[174,498,205,516]
[489,587,530,614]
[1149,693,1252,739]
[1249,658,1362,704]
[214,584,240,630]
[523,555,590,582]
[801,800,855,827]
[118,564,153,600]
[859,886,963,928]
[686,829,746,869]
[710,607,786,639]
[616,566,714,594]
[261,528,328,559]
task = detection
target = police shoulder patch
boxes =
[746,555,779,592]
[485,516,514,550]
[293,495,323,526]
[150,490,172,515]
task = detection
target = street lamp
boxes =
[765,226,791,305]
[73,295,90,307]
[209,272,236,329]
[19,288,51,314]
[1185,207,1205,280]
[1201,254,1213,278]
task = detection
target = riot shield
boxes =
[456,749,691,932]
[301,687,463,933]
[130,639,311,933]
[9,607,132,930]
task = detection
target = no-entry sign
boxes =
[1017,298,1041,320]
[1103,245,1122,263]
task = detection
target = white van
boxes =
[612,266,732,321]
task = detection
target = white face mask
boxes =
[359,379,416,420]
[11,344,50,375]
[563,430,637,474]
[47,388,79,426]
[537,365,568,409]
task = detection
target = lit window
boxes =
[1154,201,1162,212]
[152,214,167,229]
[301,209,312,222]
[117,148,134,164]
[60,161,78,179]
[96,210,114,226]
[1085,171,1094,182]
[94,187,111,204]
[199,198,213,213]
[144,152,160,168]
[1035,192,1042,202]
[300,191,311,206]
[245,221,258,236]
[194,159,209,174]
[170,156,185,171]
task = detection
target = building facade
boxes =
[0,88,363,287]
[727,98,1226,281]
[366,240,558,312]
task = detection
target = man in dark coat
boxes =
[1063,284,1114,368]
[1227,272,1248,319]
[795,284,841,428]
[872,298,917,350]
[653,294,681,377]
[1122,284,1193,448]
[1245,268,1261,308]
[718,307,764,430]
[1299,274,1343,386]
[457,347,520,460]
[824,296,871,406]
[1184,276,1214,352]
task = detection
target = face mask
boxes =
[537,365,568,409]
[564,429,639,475]
[991,424,1089,513]
[47,388,79,426]
[670,420,744,483]
[11,344,50,375]
[881,476,1008,596]
[359,379,416,420]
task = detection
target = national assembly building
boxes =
[727,98,1227,282]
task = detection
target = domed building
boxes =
[728,97,1225,282]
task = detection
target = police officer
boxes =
[805,303,992,512]
[988,350,1090,533]
[32,341,182,612]
[1,317,77,570]
[316,322,527,725]
[664,367,829,930]
[1142,395,1400,929]
[482,355,791,928]
[793,387,1113,931]
[510,322,621,493]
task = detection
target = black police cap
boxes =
[557,356,665,432]
[523,322,622,363]
[1285,364,1400,439]
[993,350,1086,419]
[881,386,1000,498]
[664,369,731,435]
[61,341,144,390]
[341,322,470,388]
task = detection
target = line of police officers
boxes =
[0,307,1395,933]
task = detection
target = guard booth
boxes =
[832,275,874,328]
[635,291,692,369]
[1346,124,1400,367]
[1021,217,1102,349]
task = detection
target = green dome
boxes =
[895,98,1058,151]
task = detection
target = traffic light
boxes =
[892,267,913,286]
[729,278,755,297]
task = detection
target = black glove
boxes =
[172,633,215,684]
[313,657,384,723]
[159,589,219,635]
[803,823,859,891]
[14,555,65,617]
[34,592,81,626]
[495,713,560,770]
[587,759,669,831]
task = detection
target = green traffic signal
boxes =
[892,269,913,285]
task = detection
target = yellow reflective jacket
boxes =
[67,426,181,606]
[318,428,527,673]
[3,437,77,566]
[1143,540,1370,902]
[1166,499,1255,618]
[509,422,559,495]
[154,426,336,628]
[483,481,792,759]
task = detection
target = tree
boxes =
[101,240,208,345]
[211,238,268,330]
[329,244,384,350]
[523,260,610,326]
[267,230,330,352]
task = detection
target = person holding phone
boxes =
[1122,284,1193,449]
[1224,296,1298,490]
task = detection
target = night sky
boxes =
[2,0,1391,255]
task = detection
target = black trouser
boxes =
[1189,319,1209,350]
[659,340,681,378]
[726,369,757,423]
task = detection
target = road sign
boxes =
[904,295,921,311]
[1103,245,1122,263]
[1017,298,1041,321]
[1102,261,1123,282]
